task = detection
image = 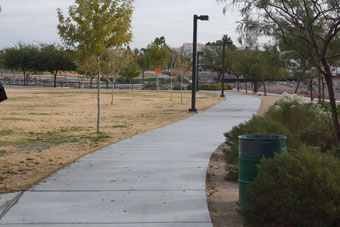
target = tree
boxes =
[136,48,150,84]
[201,35,235,81]
[154,36,169,48]
[39,43,76,87]
[231,48,285,94]
[57,0,134,133]
[261,45,286,95]
[119,49,141,80]
[172,52,191,104]
[102,47,130,104]
[75,50,99,90]
[217,0,340,143]
[143,38,170,90]
[3,43,39,86]
[281,52,314,95]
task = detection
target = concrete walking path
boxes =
[0,92,260,226]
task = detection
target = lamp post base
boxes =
[220,94,225,98]
[188,108,198,113]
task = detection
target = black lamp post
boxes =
[221,39,226,97]
[189,14,209,113]
[196,51,203,91]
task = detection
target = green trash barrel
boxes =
[238,135,286,206]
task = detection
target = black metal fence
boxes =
[0,78,145,90]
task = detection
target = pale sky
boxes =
[0,0,244,49]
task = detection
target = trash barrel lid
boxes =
[239,135,287,140]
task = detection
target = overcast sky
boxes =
[0,0,244,49]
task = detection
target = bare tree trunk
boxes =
[110,78,115,105]
[236,75,240,92]
[90,77,93,89]
[111,86,114,105]
[170,74,173,101]
[310,77,313,101]
[322,60,340,144]
[54,71,58,88]
[23,71,26,86]
[181,76,183,104]
[157,74,159,91]
[318,74,321,103]
[217,72,222,82]
[294,80,300,94]
[142,65,145,84]
[96,57,101,134]
[81,74,85,93]
[322,77,325,101]
[263,81,267,96]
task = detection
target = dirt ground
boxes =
[0,87,224,193]
[206,90,281,227]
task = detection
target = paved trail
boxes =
[0,92,260,226]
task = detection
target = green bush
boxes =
[240,149,340,227]
[143,83,157,90]
[173,85,184,90]
[265,94,334,151]
[223,116,294,181]
[186,83,232,91]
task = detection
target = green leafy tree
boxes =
[136,48,151,84]
[217,0,340,143]
[144,38,170,90]
[39,43,76,88]
[119,49,141,80]
[201,35,235,81]
[119,63,140,80]
[154,36,169,48]
[231,48,285,94]
[57,0,134,133]
[230,49,245,91]
[261,45,286,95]
[3,43,39,86]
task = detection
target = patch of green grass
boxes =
[0,176,7,182]
[1,127,88,149]
[0,141,23,147]
[28,112,51,116]
[109,125,129,129]
[1,117,32,121]
[0,130,14,136]
[0,150,7,156]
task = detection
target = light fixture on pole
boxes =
[189,14,209,113]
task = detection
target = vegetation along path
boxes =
[0,92,260,226]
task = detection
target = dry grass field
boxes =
[0,87,224,193]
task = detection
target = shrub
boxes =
[240,149,340,227]
[186,83,232,91]
[173,85,184,90]
[265,93,334,151]
[142,83,157,90]
[223,116,294,181]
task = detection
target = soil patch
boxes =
[206,91,280,227]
